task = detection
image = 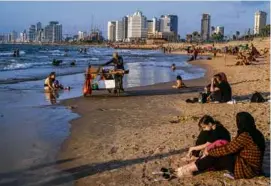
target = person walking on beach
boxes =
[101,52,125,93]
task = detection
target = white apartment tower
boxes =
[254,11,267,34]
[159,16,170,32]
[127,11,147,41]
[152,17,160,33]
[215,26,224,35]
[107,21,116,41]
[20,30,27,43]
[78,31,87,40]
[115,21,123,41]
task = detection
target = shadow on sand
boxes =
[0,149,187,186]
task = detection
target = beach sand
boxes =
[56,41,270,186]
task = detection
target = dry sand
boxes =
[56,40,270,186]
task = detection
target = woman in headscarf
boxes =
[175,112,265,179]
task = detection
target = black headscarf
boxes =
[236,112,265,153]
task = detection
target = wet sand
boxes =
[56,41,270,186]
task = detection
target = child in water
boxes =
[53,80,70,90]
[172,75,187,89]
[171,64,176,71]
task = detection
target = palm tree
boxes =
[260,25,270,37]
[192,31,199,42]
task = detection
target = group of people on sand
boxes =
[234,43,266,66]
[221,43,269,66]
[162,112,266,180]
[160,52,267,181]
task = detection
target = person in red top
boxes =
[175,112,265,179]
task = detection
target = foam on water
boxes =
[0,50,25,56]
[90,57,99,61]
[3,63,32,70]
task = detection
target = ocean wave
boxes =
[3,63,32,70]
[1,61,51,71]
[90,57,99,61]
[0,51,25,57]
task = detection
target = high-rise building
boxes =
[147,20,154,34]
[127,10,147,41]
[201,14,211,41]
[36,22,42,31]
[254,11,267,34]
[107,21,116,41]
[122,16,129,40]
[78,31,87,40]
[53,24,62,42]
[215,26,224,35]
[28,25,36,42]
[10,30,17,42]
[115,21,123,42]
[0,34,9,43]
[36,29,44,42]
[20,30,27,43]
[44,21,62,43]
[159,15,178,34]
[152,17,160,33]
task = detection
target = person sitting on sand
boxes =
[182,115,231,162]
[250,44,260,57]
[171,64,176,71]
[235,52,251,66]
[205,72,228,95]
[209,73,232,103]
[172,75,186,89]
[44,72,56,92]
[175,112,265,180]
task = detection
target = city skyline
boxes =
[0,1,270,38]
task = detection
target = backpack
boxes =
[250,92,266,103]
[198,92,208,103]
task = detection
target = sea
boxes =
[0,44,205,185]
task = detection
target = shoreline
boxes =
[55,40,269,185]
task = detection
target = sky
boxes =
[0,1,270,38]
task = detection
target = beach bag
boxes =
[198,93,207,103]
[250,92,265,103]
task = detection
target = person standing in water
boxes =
[44,72,56,92]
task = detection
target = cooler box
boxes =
[98,80,115,89]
